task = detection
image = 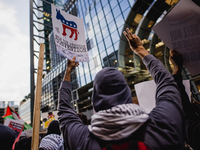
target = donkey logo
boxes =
[56,9,79,41]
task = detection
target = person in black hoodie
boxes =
[58,28,184,150]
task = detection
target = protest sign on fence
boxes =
[152,0,200,76]
[41,111,58,129]
[51,4,89,62]
[135,80,191,113]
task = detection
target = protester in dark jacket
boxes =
[47,120,61,135]
[14,137,32,150]
[170,50,200,150]
[39,120,64,150]
[0,124,16,150]
[58,28,184,150]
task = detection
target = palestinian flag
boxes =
[2,105,14,119]
[23,122,32,130]
[2,105,32,130]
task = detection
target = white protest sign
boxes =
[135,80,191,113]
[4,118,25,126]
[51,4,89,62]
[4,118,25,149]
[152,0,200,76]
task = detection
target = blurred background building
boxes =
[18,99,31,125]
[30,0,200,121]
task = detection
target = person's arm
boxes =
[169,50,194,113]
[123,28,149,59]
[58,57,101,150]
[63,57,79,82]
[124,28,184,150]
[123,28,181,106]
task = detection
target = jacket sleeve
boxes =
[143,54,182,106]
[58,81,101,150]
[142,54,184,150]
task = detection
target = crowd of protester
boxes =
[1,28,200,150]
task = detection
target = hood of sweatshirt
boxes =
[92,67,133,112]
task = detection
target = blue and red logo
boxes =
[56,9,79,41]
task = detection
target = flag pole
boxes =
[31,44,45,150]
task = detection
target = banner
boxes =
[51,4,89,62]
[4,118,24,149]
[135,80,190,113]
[41,111,58,129]
[152,0,200,76]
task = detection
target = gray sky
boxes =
[0,0,30,103]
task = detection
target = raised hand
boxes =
[67,57,79,73]
[123,28,149,59]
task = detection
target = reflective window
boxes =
[100,18,107,29]
[98,10,104,21]
[84,62,89,73]
[96,55,101,66]
[106,12,113,24]
[96,65,102,74]
[101,0,108,7]
[129,0,135,6]
[120,0,129,12]
[85,13,90,23]
[92,46,99,57]
[88,28,94,39]
[91,69,96,80]
[100,51,107,62]
[114,41,119,51]
[116,15,124,28]
[118,25,124,34]
[107,46,114,55]
[95,2,102,12]
[123,7,131,19]
[81,76,86,86]
[110,0,118,9]
[111,31,119,43]
[89,59,95,70]
[104,36,112,48]
[108,21,117,33]
[112,5,121,18]
[91,37,96,47]
[92,16,98,25]
[86,21,92,32]
[96,32,103,43]
[88,50,93,60]
[103,4,111,15]
[109,53,118,67]
[94,24,100,34]
[102,57,110,67]
[86,73,91,84]
[79,66,84,76]
[98,41,105,53]
[102,27,109,38]
[90,8,96,18]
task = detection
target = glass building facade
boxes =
[37,0,64,72]
[18,99,31,124]
[41,0,200,118]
